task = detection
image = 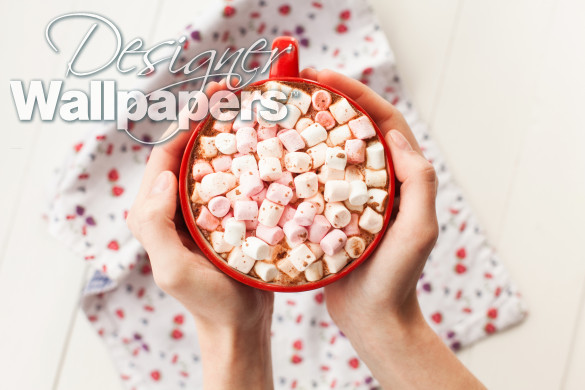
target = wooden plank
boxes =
[55,310,124,390]
[451,0,585,386]
[430,0,558,245]
[369,0,463,121]
[0,1,162,390]
[563,279,585,390]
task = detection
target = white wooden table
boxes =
[1,1,584,389]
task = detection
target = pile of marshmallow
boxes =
[190,81,389,285]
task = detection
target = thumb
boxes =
[132,170,187,261]
[385,130,439,253]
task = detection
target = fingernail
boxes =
[151,171,170,195]
[389,130,413,151]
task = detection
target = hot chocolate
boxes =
[188,80,390,286]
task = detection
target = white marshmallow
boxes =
[366,142,386,169]
[344,200,364,213]
[345,236,366,259]
[306,242,325,259]
[288,244,317,271]
[345,165,364,182]
[295,117,313,132]
[294,172,319,198]
[305,192,325,214]
[284,152,312,173]
[359,207,384,234]
[365,169,387,187]
[325,147,347,170]
[231,155,258,178]
[324,202,351,228]
[348,180,368,205]
[278,104,301,129]
[329,97,358,124]
[227,246,255,274]
[264,80,292,99]
[300,123,327,147]
[258,199,285,227]
[191,182,212,204]
[257,137,283,159]
[210,231,234,253]
[214,133,237,155]
[277,258,301,278]
[254,261,278,282]
[226,186,250,207]
[200,172,237,197]
[287,88,312,114]
[258,157,283,181]
[367,189,388,212]
[317,165,345,184]
[304,261,324,282]
[306,142,327,168]
[224,218,246,246]
[323,250,349,273]
[242,236,270,260]
[200,136,218,158]
[323,180,350,202]
[328,125,351,146]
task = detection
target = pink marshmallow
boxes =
[315,110,336,130]
[348,116,376,139]
[239,171,264,196]
[245,217,259,230]
[308,215,331,243]
[192,160,213,181]
[278,129,305,152]
[266,183,294,206]
[208,196,231,218]
[233,200,258,221]
[233,116,257,131]
[211,155,232,172]
[344,139,366,164]
[235,127,257,153]
[257,125,278,141]
[283,221,308,246]
[278,205,297,228]
[293,201,318,226]
[196,206,220,231]
[250,186,267,206]
[255,224,285,245]
[311,89,332,111]
[221,211,234,229]
[343,213,360,236]
[275,171,295,188]
[320,229,348,256]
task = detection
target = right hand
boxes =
[300,68,484,390]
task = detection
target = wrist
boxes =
[195,316,273,390]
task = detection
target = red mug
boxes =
[179,36,395,292]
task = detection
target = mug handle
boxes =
[269,36,300,79]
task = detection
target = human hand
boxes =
[300,69,484,390]
[127,81,273,390]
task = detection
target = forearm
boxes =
[347,307,485,390]
[195,317,274,390]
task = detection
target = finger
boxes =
[135,81,226,204]
[383,130,438,255]
[300,68,421,155]
[300,67,318,80]
[130,170,195,290]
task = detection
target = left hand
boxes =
[127,81,274,390]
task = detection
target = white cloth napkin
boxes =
[47,0,527,388]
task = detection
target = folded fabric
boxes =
[47,0,527,388]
